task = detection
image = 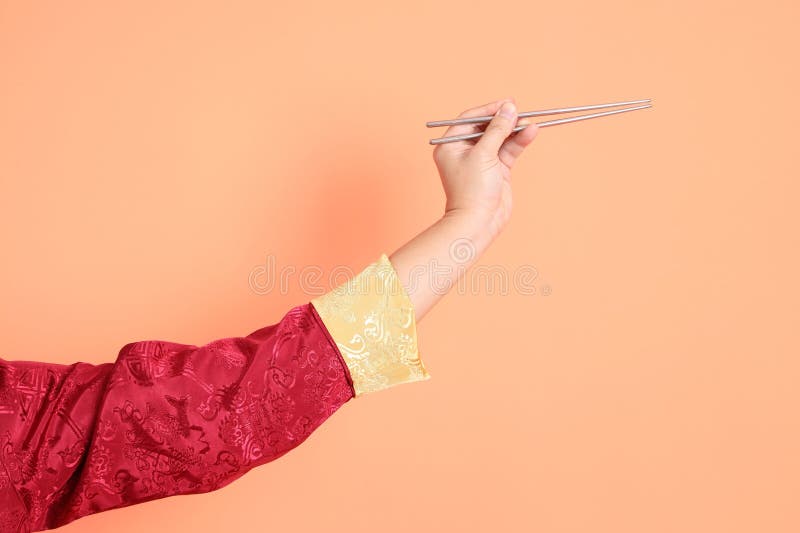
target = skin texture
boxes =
[390,97,539,320]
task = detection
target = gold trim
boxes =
[311,254,431,397]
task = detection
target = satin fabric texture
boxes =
[0,254,430,532]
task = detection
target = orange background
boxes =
[1,1,799,532]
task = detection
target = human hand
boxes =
[432,98,539,240]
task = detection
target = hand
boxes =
[390,98,539,320]
[432,98,539,240]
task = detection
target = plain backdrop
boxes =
[1,1,798,532]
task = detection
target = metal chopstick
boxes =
[426,99,651,128]
[428,103,652,145]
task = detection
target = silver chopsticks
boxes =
[427,99,652,145]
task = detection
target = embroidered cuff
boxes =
[310,253,431,398]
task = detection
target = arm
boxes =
[312,99,536,396]
[0,98,536,531]
[391,98,536,319]
[0,304,353,531]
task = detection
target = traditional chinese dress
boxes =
[0,254,430,532]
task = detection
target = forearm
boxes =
[0,97,534,531]
[390,209,494,321]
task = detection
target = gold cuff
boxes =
[311,253,431,398]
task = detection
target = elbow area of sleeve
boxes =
[310,253,431,398]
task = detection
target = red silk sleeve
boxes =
[0,303,355,532]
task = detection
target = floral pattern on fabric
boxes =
[311,253,431,397]
[0,303,354,532]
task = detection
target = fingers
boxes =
[435,98,513,151]
[475,101,519,155]
[498,120,539,168]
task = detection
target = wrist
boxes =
[443,205,504,236]
[439,208,498,258]
[442,206,493,225]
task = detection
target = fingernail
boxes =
[499,101,516,118]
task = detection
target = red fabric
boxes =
[0,303,355,532]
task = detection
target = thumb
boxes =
[475,100,518,155]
